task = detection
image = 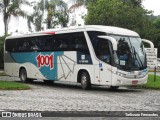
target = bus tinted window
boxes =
[87,31,106,56]
[71,32,89,54]
[15,35,55,52]
[55,34,70,51]
[54,32,89,53]
[17,38,28,52]
[5,39,17,52]
[98,39,111,64]
[36,35,54,51]
[5,32,89,53]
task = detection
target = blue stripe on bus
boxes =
[11,52,63,80]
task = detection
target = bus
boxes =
[4,25,152,90]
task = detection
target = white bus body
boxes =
[4,25,148,89]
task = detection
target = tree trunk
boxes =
[4,19,8,35]
[48,20,51,29]
[3,8,8,35]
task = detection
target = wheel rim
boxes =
[21,71,26,81]
[81,76,87,87]
[21,73,25,81]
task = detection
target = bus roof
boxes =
[6,25,139,39]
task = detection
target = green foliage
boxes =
[0,81,30,90]
[45,0,69,28]
[28,0,69,31]
[143,74,160,89]
[153,18,160,28]
[120,0,142,7]
[85,0,153,39]
[0,35,8,69]
[149,17,160,57]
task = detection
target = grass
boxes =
[0,81,30,90]
[131,74,160,90]
[143,74,160,89]
[0,72,30,90]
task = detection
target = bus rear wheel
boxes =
[81,72,91,90]
[20,68,29,83]
[43,80,54,84]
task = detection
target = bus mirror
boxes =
[142,39,154,51]
[98,36,117,51]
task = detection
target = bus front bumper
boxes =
[112,74,148,86]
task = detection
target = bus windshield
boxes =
[111,35,147,71]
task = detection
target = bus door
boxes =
[97,38,112,85]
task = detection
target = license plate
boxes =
[132,80,138,85]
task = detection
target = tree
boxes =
[45,0,69,29]
[152,18,160,57]
[121,0,143,7]
[0,0,30,35]
[69,0,96,11]
[27,1,43,31]
[27,0,69,31]
[85,0,152,38]
[54,1,69,27]
[0,35,8,68]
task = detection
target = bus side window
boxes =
[5,39,17,52]
[71,32,89,54]
[98,39,111,64]
[36,35,54,52]
[87,31,112,64]
[44,36,54,51]
[17,39,25,52]
[55,34,70,51]
[16,38,32,52]
[87,31,106,57]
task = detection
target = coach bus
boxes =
[4,25,153,90]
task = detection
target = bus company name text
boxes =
[36,53,54,70]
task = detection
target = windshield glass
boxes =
[111,35,147,71]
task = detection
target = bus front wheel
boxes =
[81,72,91,90]
[20,68,29,83]
[110,86,119,90]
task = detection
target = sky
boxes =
[0,0,160,36]
[142,0,160,15]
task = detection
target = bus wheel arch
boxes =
[77,69,91,90]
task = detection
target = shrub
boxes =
[0,35,8,69]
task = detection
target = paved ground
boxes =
[0,76,160,112]
[1,76,160,119]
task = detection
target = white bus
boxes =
[4,25,151,90]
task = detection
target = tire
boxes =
[28,79,34,83]
[110,86,119,90]
[19,68,28,83]
[81,72,91,90]
[43,80,54,84]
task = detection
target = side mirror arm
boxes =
[142,39,154,51]
[98,36,118,51]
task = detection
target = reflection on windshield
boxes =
[111,35,147,71]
